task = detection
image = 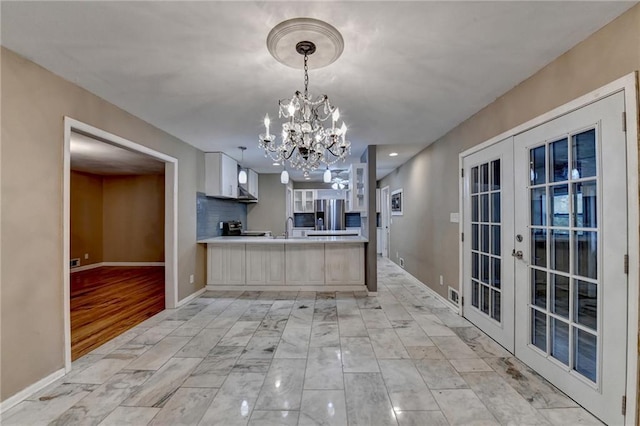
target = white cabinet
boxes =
[285,244,325,285]
[346,163,367,213]
[205,152,238,198]
[325,244,365,285]
[248,169,259,200]
[207,244,245,285]
[245,244,284,285]
[293,189,315,213]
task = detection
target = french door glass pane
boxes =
[532,309,547,352]
[491,160,500,190]
[472,281,479,308]
[572,129,596,179]
[481,285,490,314]
[531,187,547,226]
[574,328,597,382]
[472,253,479,279]
[471,167,479,194]
[491,193,501,223]
[550,184,570,226]
[481,194,489,222]
[481,225,490,253]
[532,269,547,308]
[551,318,570,365]
[491,258,501,288]
[551,230,570,273]
[550,138,569,182]
[573,180,597,228]
[575,280,598,331]
[530,145,546,185]
[575,231,597,279]
[480,163,489,192]
[491,290,501,321]
[531,229,547,267]
[481,255,490,284]
[551,273,570,319]
[491,225,501,256]
[472,195,479,222]
[472,224,479,251]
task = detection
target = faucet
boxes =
[285,216,294,239]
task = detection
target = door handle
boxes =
[511,249,523,259]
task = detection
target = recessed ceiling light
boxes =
[389,152,398,157]
[305,176,311,180]
[272,162,280,166]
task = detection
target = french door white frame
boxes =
[458,72,639,425]
[63,117,179,372]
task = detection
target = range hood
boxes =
[237,184,257,202]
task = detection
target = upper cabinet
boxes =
[346,163,367,213]
[293,189,315,213]
[248,169,259,200]
[205,152,238,198]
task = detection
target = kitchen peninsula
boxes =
[198,236,367,290]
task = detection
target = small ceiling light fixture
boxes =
[238,146,247,184]
[259,18,350,181]
[323,167,332,183]
[389,152,399,157]
[272,162,280,166]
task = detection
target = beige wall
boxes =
[1,47,206,401]
[70,172,164,264]
[247,173,286,236]
[103,174,165,262]
[70,171,104,265]
[379,5,640,299]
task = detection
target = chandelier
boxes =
[259,19,350,179]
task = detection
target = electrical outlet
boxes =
[84,253,89,259]
[189,274,194,284]
[439,275,444,286]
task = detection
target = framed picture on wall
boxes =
[391,188,403,215]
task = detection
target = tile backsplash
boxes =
[196,192,247,239]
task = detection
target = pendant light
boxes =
[238,146,247,184]
[323,167,332,183]
[280,168,289,184]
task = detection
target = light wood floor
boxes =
[71,266,165,360]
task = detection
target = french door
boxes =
[463,92,628,425]
[513,92,627,425]
[463,138,515,352]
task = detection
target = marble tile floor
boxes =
[2,258,602,425]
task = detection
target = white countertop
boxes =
[197,235,368,244]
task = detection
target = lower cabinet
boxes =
[206,242,365,286]
[207,244,246,285]
[325,243,365,285]
[246,244,285,285]
[285,244,325,285]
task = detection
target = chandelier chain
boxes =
[303,53,309,97]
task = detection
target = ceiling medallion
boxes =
[259,18,350,181]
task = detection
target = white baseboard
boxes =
[206,285,368,292]
[177,288,206,307]
[0,368,66,414]
[70,261,165,273]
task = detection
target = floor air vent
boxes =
[70,258,80,268]
[399,257,405,268]
[448,287,460,305]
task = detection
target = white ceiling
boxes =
[2,1,635,181]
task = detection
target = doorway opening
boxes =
[63,118,178,370]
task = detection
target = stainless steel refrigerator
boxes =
[314,199,345,230]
